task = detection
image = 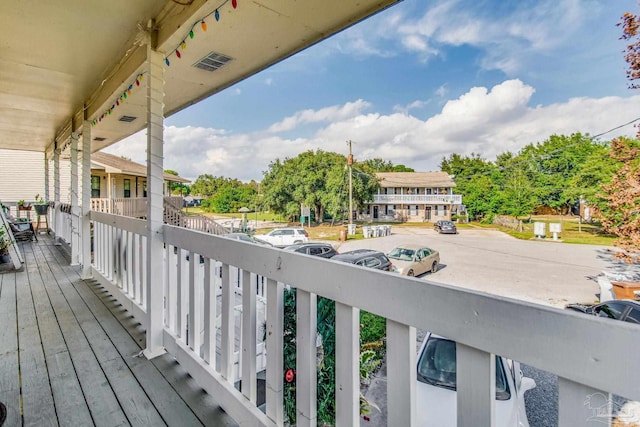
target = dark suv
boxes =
[332,249,393,271]
[283,242,337,258]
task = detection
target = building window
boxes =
[124,179,131,198]
[143,181,147,198]
[91,176,100,198]
[426,188,432,195]
[410,205,418,216]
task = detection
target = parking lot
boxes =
[334,226,637,427]
[336,226,630,308]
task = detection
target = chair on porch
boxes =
[2,205,36,242]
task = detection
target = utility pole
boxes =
[347,140,354,234]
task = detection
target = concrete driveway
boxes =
[335,226,634,308]
[342,226,638,426]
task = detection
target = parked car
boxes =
[417,332,536,427]
[254,227,309,247]
[565,299,640,324]
[387,244,440,276]
[222,232,273,246]
[332,249,393,271]
[434,220,457,234]
[283,242,337,258]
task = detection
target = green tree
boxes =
[598,137,640,262]
[190,174,234,197]
[261,150,380,223]
[164,169,190,195]
[440,153,498,220]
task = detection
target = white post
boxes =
[456,343,495,427]
[81,121,92,279]
[53,147,61,244]
[143,33,167,359]
[70,132,80,265]
[335,302,360,426]
[296,290,317,427]
[386,320,416,427]
[43,151,49,204]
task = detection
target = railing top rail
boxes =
[157,223,640,401]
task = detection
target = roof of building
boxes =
[91,152,190,183]
[376,172,456,188]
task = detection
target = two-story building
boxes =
[363,172,462,222]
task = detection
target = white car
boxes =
[417,332,536,427]
[255,227,309,247]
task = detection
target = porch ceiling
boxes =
[0,0,400,155]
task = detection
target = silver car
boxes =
[387,244,440,276]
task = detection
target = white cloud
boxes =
[106,80,640,182]
[267,99,371,133]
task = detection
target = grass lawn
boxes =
[472,215,616,246]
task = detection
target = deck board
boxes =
[0,237,238,427]
[0,272,21,426]
[30,242,129,427]
[23,243,95,426]
[16,246,57,426]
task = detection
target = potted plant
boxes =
[33,194,50,215]
[0,226,12,263]
[17,199,31,211]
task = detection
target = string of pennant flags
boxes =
[92,0,238,127]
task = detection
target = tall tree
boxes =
[598,137,640,262]
[261,150,380,222]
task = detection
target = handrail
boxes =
[89,215,640,426]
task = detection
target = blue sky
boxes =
[106,0,640,182]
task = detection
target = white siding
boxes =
[0,149,75,204]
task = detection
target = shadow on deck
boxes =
[0,236,237,426]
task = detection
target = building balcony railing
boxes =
[373,194,462,204]
[83,211,640,427]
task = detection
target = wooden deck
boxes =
[0,236,238,426]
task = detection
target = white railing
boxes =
[91,197,148,217]
[164,202,228,235]
[373,194,462,204]
[55,203,73,245]
[89,212,640,427]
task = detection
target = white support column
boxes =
[143,38,167,359]
[53,147,61,244]
[81,122,92,279]
[43,151,50,203]
[70,133,80,265]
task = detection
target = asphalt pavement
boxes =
[345,226,640,426]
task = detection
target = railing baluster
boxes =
[559,377,610,427]
[266,279,284,426]
[456,343,495,427]
[386,320,416,427]
[296,289,317,427]
[176,247,184,340]
[127,231,134,300]
[335,302,360,426]
[220,263,235,381]
[164,243,171,328]
[203,258,216,366]
[241,270,257,403]
[188,251,197,351]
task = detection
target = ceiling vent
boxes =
[119,115,137,122]
[93,137,106,141]
[193,52,233,72]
